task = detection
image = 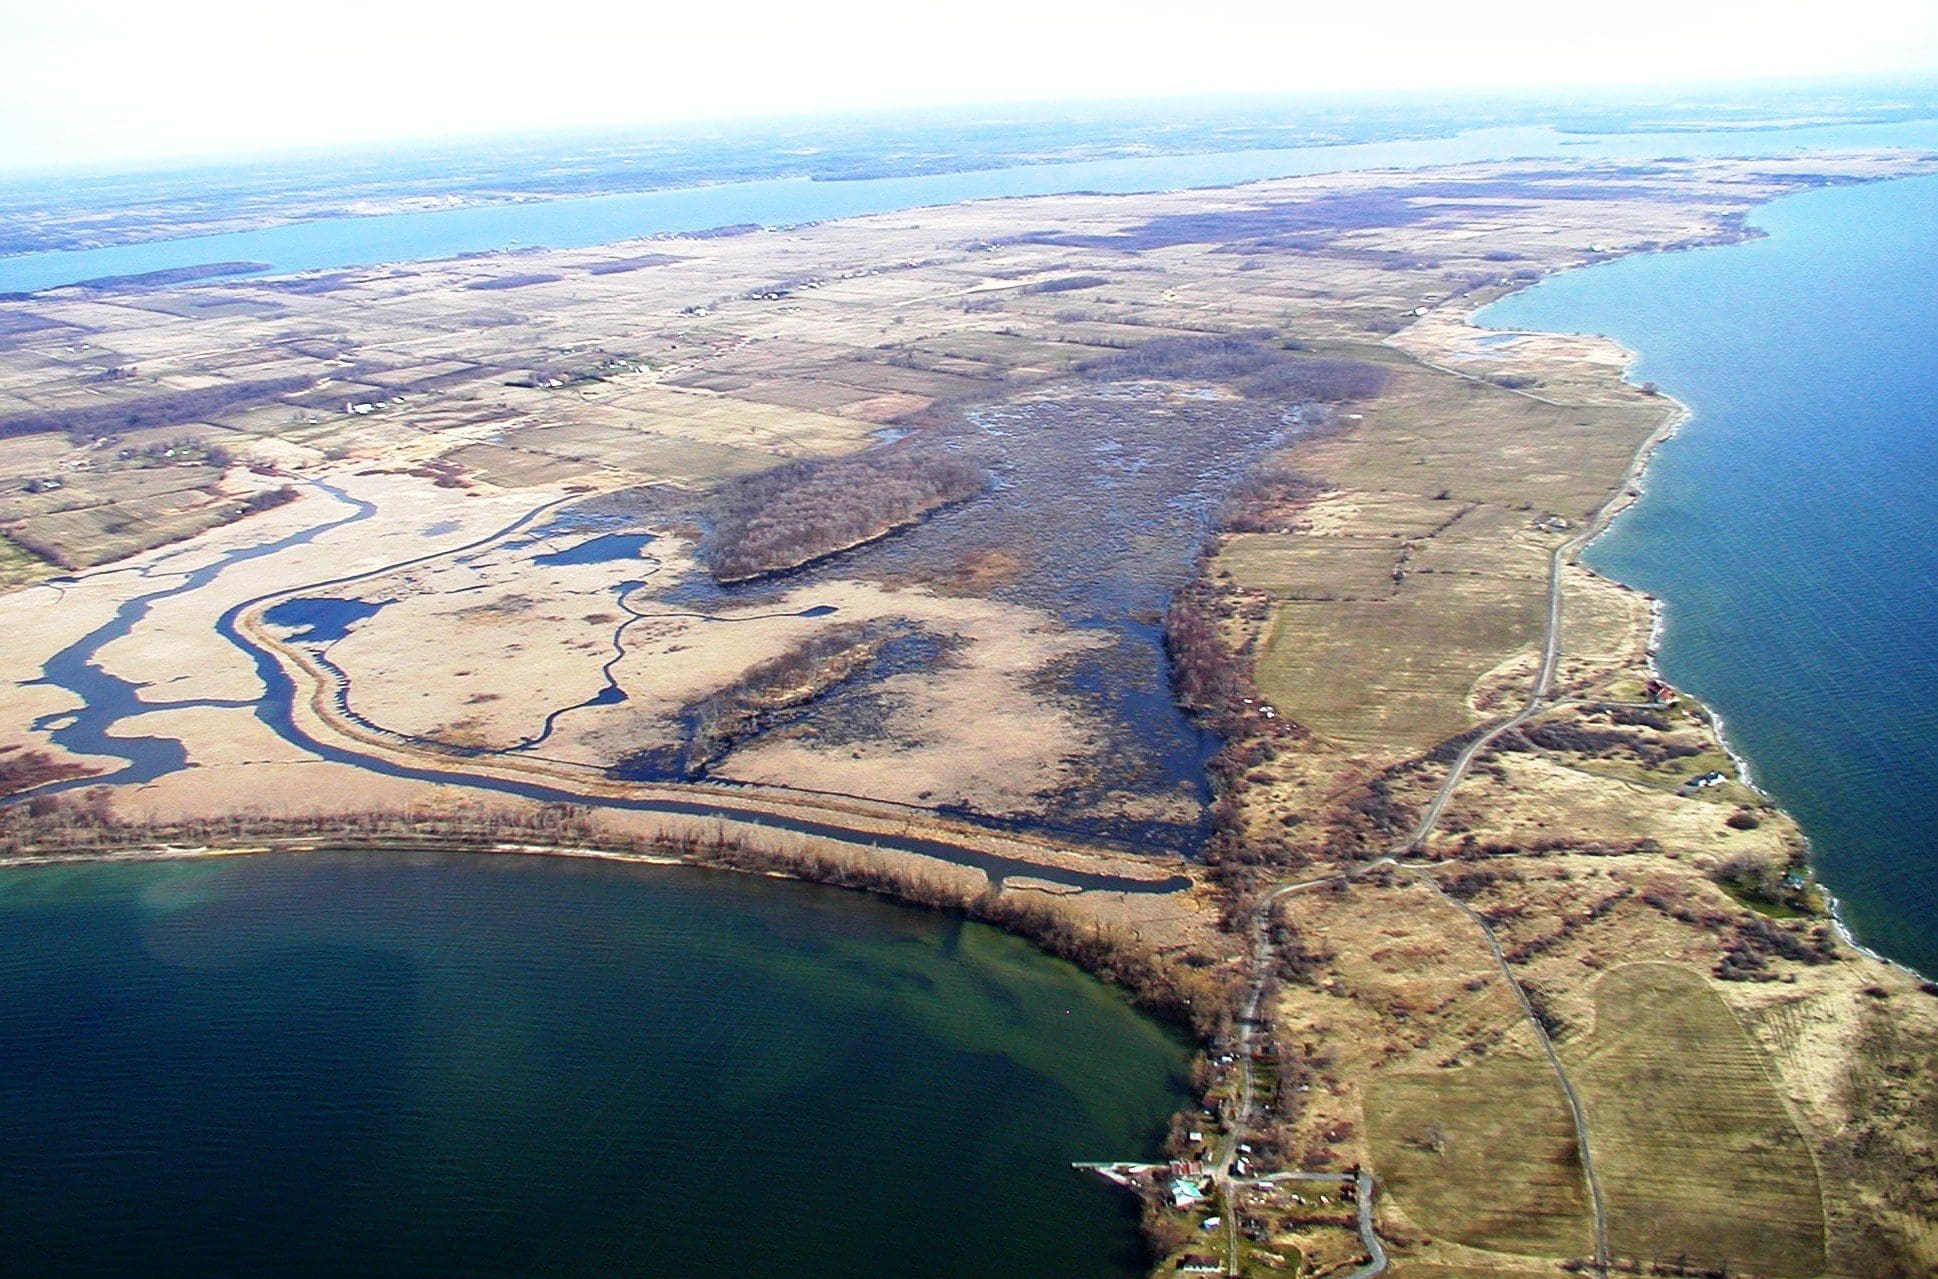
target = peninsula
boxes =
[3,148,1935,1279]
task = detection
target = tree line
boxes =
[701,447,987,582]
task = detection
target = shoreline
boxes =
[8,150,1938,1276]
[11,123,1938,294]
[1468,224,1935,984]
[0,814,1226,1043]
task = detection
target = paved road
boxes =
[1406,401,1686,852]
[1222,1170,1386,1278]
[1404,518,1585,850]
[1218,869,1391,1276]
[1377,392,1682,1279]
[1217,392,1683,1276]
[1413,870,1609,1271]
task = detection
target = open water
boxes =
[1480,173,1938,978]
[0,853,1190,1278]
[5,119,1938,293]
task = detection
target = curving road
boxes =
[1216,868,1392,1276]
[1412,869,1609,1271]
[1216,392,1683,1277]
[1406,402,1688,852]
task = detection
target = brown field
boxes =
[1226,348,1664,759]
[2,149,1935,1279]
[1304,365,1664,522]
[1220,532,1401,599]
[1564,963,1826,1276]
[1367,1049,1594,1259]
[1257,572,1547,753]
[1384,1267,1567,1279]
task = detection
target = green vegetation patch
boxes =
[0,531,52,587]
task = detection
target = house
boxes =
[1178,1255,1221,1275]
[1169,1177,1208,1208]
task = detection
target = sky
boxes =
[3,0,1937,170]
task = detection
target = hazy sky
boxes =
[4,0,1937,170]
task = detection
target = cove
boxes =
[1479,173,1938,978]
[0,852,1192,1278]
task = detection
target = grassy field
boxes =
[3,152,1930,1278]
[1384,1266,1568,1279]
[0,531,50,587]
[1256,572,1546,753]
[0,467,244,568]
[1563,963,1825,1276]
[1225,349,1654,757]
[1298,353,1665,522]
[1220,532,1400,599]
[1366,1049,1594,1260]
[1274,878,1595,1261]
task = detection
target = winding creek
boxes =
[16,124,1938,1279]
[25,482,1189,894]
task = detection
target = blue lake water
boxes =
[0,854,1190,1278]
[261,595,387,642]
[533,532,657,566]
[1480,173,1938,978]
[6,119,1938,294]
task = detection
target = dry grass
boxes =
[496,426,777,484]
[1220,533,1400,599]
[2,154,1932,1279]
[1564,963,1825,1276]
[0,465,247,568]
[1426,746,1797,862]
[440,441,599,488]
[0,533,49,586]
[1300,359,1664,522]
[1384,1263,1570,1279]
[1257,572,1545,753]
[1233,351,1650,757]
[1367,1049,1594,1259]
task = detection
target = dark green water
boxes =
[0,854,1190,1278]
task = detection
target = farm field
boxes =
[2,146,1936,1279]
[1366,1049,1594,1259]
[1563,963,1825,1276]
